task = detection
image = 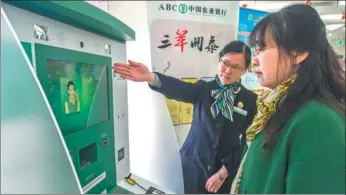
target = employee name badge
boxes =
[234,106,248,116]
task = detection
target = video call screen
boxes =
[46,59,110,133]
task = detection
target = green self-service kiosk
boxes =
[35,44,115,193]
[2,1,135,194]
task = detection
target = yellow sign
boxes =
[165,98,180,125]
[248,62,254,73]
[180,78,198,124]
[181,78,198,84]
[180,102,194,124]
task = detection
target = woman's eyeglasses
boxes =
[220,59,246,71]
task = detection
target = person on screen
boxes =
[229,4,345,194]
[112,41,258,194]
[65,81,80,114]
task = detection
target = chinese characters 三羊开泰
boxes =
[157,29,219,53]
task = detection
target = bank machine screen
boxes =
[46,60,110,133]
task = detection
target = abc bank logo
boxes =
[179,4,188,13]
[159,3,188,14]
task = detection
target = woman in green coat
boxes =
[231,4,345,194]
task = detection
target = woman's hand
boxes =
[112,60,155,83]
[205,174,224,193]
[205,167,228,193]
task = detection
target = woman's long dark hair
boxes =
[249,4,345,153]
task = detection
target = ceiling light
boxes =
[238,1,292,11]
[320,14,343,20]
[326,24,344,31]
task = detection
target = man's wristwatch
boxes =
[216,172,225,181]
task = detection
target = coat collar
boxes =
[206,79,246,93]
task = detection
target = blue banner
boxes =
[237,7,269,45]
[238,8,269,94]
